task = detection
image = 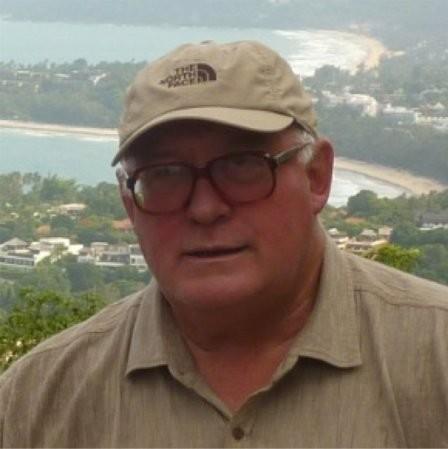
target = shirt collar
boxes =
[126,280,196,377]
[286,233,362,368]
[126,233,362,377]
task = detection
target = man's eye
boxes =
[146,165,184,179]
[227,154,267,171]
[228,154,261,167]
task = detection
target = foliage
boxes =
[0,172,129,243]
[0,60,142,128]
[322,189,448,285]
[347,190,382,218]
[316,104,448,184]
[0,288,107,371]
[79,182,125,219]
[364,244,421,273]
[20,262,71,295]
[414,244,448,285]
[40,176,79,203]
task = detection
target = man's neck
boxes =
[168,231,326,412]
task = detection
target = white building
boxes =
[322,91,379,117]
[382,104,417,125]
[0,237,83,269]
[77,243,147,271]
[0,249,50,269]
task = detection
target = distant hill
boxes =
[1,0,447,48]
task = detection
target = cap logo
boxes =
[159,63,217,88]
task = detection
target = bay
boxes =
[1,18,369,76]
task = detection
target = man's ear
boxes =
[116,167,136,224]
[305,138,334,214]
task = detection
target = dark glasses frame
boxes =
[125,141,312,214]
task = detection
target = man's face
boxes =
[121,121,333,312]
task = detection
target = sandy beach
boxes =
[327,30,388,72]
[358,35,388,70]
[2,119,446,196]
[335,157,447,196]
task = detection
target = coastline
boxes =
[1,120,446,196]
[335,157,447,196]
[0,119,117,138]
[357,34,388,70]
[324,30,388,71]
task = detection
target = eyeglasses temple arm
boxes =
[272,143,311,166]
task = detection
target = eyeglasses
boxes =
[126,142,312,214]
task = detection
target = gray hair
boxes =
[294,126,317,165]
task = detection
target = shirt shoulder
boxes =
[0,284,165,447]
[0,286,146,389]
[346,251,448,310]
[343,253,448,446]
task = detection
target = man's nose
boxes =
[185,176,232,224]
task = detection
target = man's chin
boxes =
[165,277,260,311]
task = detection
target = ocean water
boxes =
[0,18,369,76]
[0,129,406,207]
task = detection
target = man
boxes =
[1,41,447,448]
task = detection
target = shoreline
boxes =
[357,34,388,70]
[326,30,388,71]
[0,119,117,138]
[335,158,447,196]
[2,120,447,196]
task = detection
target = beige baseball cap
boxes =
[112,40,317,166]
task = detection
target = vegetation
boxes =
[303,38,448,184]
[322,188,448,285]
[0,172,130,242]
[0,288,106,371]
[0,172,150,311]
[0,59,143,127]
[364,244,421,273]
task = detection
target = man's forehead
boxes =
[126,120,287,162]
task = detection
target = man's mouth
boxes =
[184,246,248,259]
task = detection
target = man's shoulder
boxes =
[345,250,448,310]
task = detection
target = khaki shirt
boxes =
[1,238,447,447]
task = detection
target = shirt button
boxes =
[232,427,245,441]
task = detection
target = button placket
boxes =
[224,400,259,446]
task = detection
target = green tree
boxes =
[0,288,107,371]
[347,190,382,218]
[21,262,71,295]
[63,260,104,293]
[364,244,421,273]
[0,172,23,206]
[79,182,126,219]
[39,175,79,203]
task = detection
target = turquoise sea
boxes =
[0,18,370,76]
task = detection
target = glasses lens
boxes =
[134,165,192,213]
[211,153,274,202]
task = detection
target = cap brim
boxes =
[112,107,294,166]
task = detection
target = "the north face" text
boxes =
[159,63,217,88]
